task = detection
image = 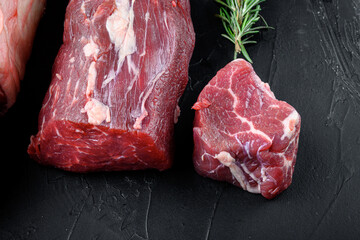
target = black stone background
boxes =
[1,0,360,239]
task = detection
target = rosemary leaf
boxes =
[215,0,271,62]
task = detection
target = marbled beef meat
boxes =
[28,0,195,172]
[0,0,46,115]
[192,59,301,199]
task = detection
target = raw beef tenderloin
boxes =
[0,0,46,115]
[28,0,195,172]
[192,59,301,199]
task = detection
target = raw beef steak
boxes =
[192,59,301,199]
[0,0,46,115]
[28,0,195,172]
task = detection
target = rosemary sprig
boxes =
[215,0,270,63]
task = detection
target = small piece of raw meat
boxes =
[192,59,301,199]
[0,0,46,115]
[28,0,195,172]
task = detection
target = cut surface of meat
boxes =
[192,59,301,199]
[28,0,195,172]
[0,0,46,115]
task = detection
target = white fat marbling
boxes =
[81,98,111,125]
[0,9,3,34]
[280,110,300,140]
[106,0,137,78]
[229,88,273,144]
[133,110,148,130]
[132,70,165,129]
[86,61,97,97]
[83,39,99,57]
[102,69,116,88]
[215,151,261,194]
[81,1,86,14]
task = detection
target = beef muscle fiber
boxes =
[193,59,301,199]
[28,0,195,172]
[0,0,46,115]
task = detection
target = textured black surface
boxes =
[1,0,360,239]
